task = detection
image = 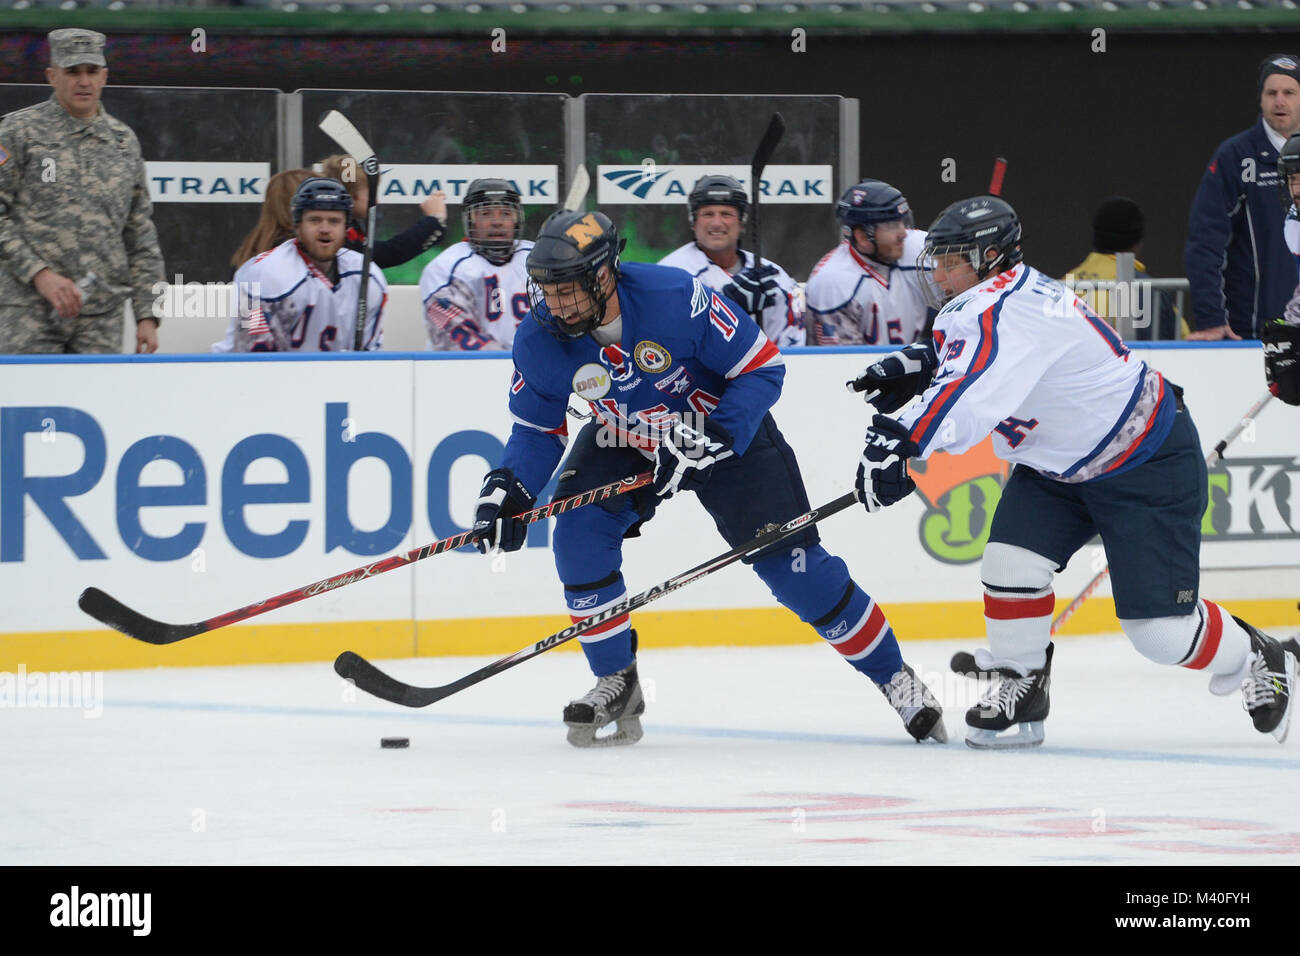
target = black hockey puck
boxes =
[380,737,409,749]
[950,651,979,675]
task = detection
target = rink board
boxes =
[0,344,1295,670]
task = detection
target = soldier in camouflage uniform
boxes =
[0,29,164,353]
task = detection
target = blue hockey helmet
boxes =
[291,177,354,224]
[526,209,626,340]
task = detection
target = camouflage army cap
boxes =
[48,29,107,69]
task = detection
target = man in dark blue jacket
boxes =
[1185,54,1300,340]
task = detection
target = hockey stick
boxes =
[742,112,786,322]
[563,164,590,213]
[318,110,381,351]
[78,472,652,645]
[988,157,1008,197]
[950,390,1276,675]
[335,490,858,708]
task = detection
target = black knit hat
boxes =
[1092,197,1145,254]
[1258,53,1300,96]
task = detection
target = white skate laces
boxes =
[972,650,1035,719]
[576,672,627,711]
[979,671,1036,719]
[881,669,930,719]
[1242,651,1285,712]
[877,665,947,742]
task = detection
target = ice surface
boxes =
[4,635,1297,865]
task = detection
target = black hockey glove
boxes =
[722,263,780,316]
[1263,319,1300,406]
[472,468,537,553]
[652,418,735,499]
[846,341,937,414]
[856,414,919,513]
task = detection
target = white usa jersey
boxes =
[658,242,805,349]
[213,239,385,352]
[805,230,930,346]
[419,240,535,351]
[898,264,1176,483]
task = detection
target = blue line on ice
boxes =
[109,698,1300,770]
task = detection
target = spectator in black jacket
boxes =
[319,153,447,268]
[1184,54,1300,340]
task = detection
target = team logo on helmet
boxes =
[564,213,610,250]
[598,343,636,383]
[572,363,611,401]
[634,341,671,374]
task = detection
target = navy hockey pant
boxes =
[551,414,903,682]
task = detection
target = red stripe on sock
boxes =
[984,592,1055,620]
[1185,602,1223,670]
[572,612,630,638]
[833,604,888,658]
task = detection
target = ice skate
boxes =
[1229,617,1296,743]
[876,663,947,742]
[965,643,1053,750]
[563,661,645,748]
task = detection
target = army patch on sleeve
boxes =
[0,144,9,166]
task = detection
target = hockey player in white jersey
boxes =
[805,180,930,346]
[658,174,805,349]
[419,178,534,351]
[214,177,385,352]
[851,194,1296,749]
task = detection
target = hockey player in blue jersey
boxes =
[471,208,946,747]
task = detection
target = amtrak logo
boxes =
[598,343,637,383]
[601,167,674,199]
[597,164,833,205]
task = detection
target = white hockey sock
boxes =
[980,543,1056,670]
[1123,601,1250,693]
[983,585,1054,670]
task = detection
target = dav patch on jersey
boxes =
[597,165,832,205]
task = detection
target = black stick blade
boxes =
[77,587,200,645]
[336,651,436,708]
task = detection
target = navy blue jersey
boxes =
[501,261,785,495]
[1184,119,1297,337]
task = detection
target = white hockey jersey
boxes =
[657,242,805,349]
[805,230,930,346]
[213,239,386,352]
[898,264,1175,484]
[419,240,535,351]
